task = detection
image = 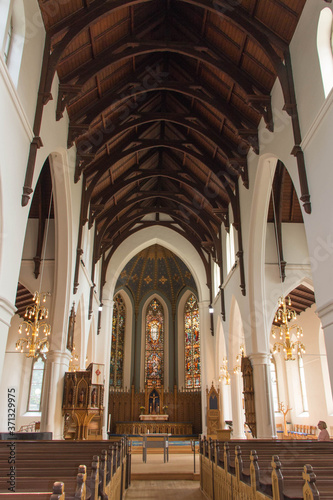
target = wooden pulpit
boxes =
[62,363,104,440]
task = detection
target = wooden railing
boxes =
[199,437,333,500]
[115,421,193,434]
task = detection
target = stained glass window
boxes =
[110,294,125,388]
[185,294,201,389]
[145,298,164,388]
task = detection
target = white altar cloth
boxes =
[139,414,169,421]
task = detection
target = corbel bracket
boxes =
[56,84,82,121]
[248,95,273,132]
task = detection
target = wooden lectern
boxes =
[206,382,221,438]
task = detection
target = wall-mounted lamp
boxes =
[209,304,214,313]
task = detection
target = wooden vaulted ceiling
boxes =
[38,0,306,267]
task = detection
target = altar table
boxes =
[141,433,171,463]
[139,414,169,421]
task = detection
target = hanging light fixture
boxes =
[233,344,245,373]
[16,186,53,358]
[268,161,305,361]
[68,343,79,372]
[272,296,305,361]
[16,291,51,357]
[219,357,230,384]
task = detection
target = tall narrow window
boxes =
[270,355,280,412]
[145,298,164,388]
[298,356,309,413]
[226,225,236,274]
[185,294,201,389]
[3,16,13,64]
[27,355,45,412]
[110,294,125,388]
[317,8,333,97]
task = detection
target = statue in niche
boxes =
[78,388,85,407]
[91,388,97,407]
[68,388,73,406]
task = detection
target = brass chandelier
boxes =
[219,357,230,385]
[272,296,305,361]
[16,291,51,358]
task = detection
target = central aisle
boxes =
[124,480,206,499]
[126,451,204,498]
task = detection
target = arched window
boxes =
[184,294,201,389]
[2,0,25,86]
[298,356,309,413]
[27,354,45,412]
[226,225,236,274]
[270,354,280,412]
[317,8,333,97]
[110,294,125,388]
[145,298,164,388]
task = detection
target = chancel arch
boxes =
[107,243,202,434]
[103,227,209,304]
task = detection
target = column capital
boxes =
[249,352,270,365]
[198,300,210,309]
[102,298,114,309]
[0,295,16,327]
[46,349,71,365]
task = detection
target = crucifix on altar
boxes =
[149,388,160,414]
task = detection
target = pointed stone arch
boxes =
[48,151,73,352]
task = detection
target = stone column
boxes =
[230,371,245,438]
[98,298,114,439]
[316,301,333,398]
[249,352,275,438]
[198,300,215,435]
[40,349,71,439]
[0,295,15,382]
[220,381,232,426]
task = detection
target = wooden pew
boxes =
[200,437,333,500]
[0,437,130,499]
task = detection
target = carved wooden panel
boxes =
[206,383,221,437]
[108,385,202,434]
[62,366,104,440]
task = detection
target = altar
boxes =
[141,433,170,463]
[139,414,169,421]
[109,383,201,435]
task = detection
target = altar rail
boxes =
[200,437,333,500]
[116,422,192,435]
